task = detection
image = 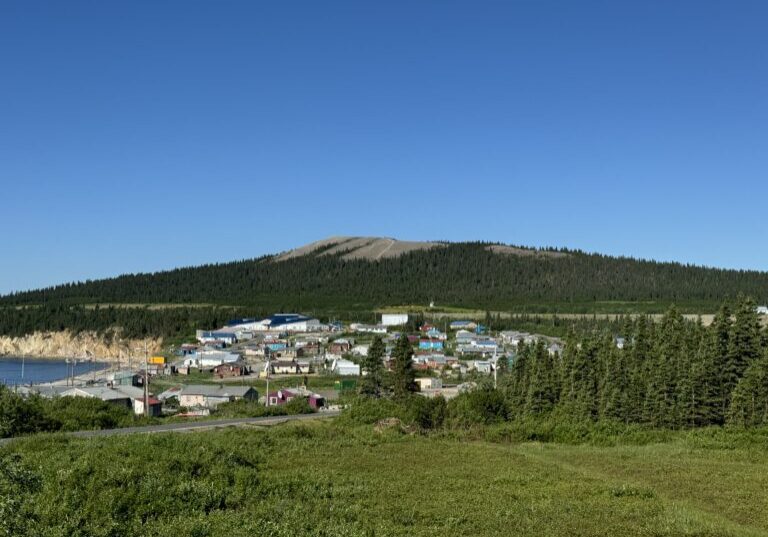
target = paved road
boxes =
[0,410,340,446]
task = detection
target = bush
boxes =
[339,395,447,431]
[43,397,136,432]
[0,387,54,438]
[214,400,288,418]
[446,388,509,427]
[284,396,314,415]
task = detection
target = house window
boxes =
[270,397,277,405]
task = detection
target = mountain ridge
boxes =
[2,237,767,313]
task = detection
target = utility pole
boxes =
[265,348,271,407]
[144,339,149,418]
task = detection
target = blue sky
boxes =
[1,1,767,294]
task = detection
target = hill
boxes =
[2,237,768,315]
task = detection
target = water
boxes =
[0,357,109,385]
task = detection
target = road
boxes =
[0,410,340,446]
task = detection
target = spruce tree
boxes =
[392,333,416,398]
[525,340,559,414]
[724,298,762,409]
[708,304,732,423]
[359,335,385,397]
[728,354,768,426]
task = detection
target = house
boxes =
[455,330,475,344]
[265,341,288,352]
[757,306,768,315]
[419,339,444,350]
[473,361,493,374]
[415,377,443,391]
[183,350,240,369]
[268,360,310,375]
[108,370,140,387]
[381,313,408,326]
[179,385,258,409]
[330,358,361,376]
[267,387,325,409]
[328,339,351,354]
[450,320,477,331]
[157,386,183,402]
[350,323,388,334]
[213,361,249,378]
[60,387,132,408]
[133,397,162,417]
[177,343,199,356]
[424,328,447,340]
[351,344,370,357]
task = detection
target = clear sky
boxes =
[1,1,767,294]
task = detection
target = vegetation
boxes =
[358,335,385,397]
[0,303,257,339]
[496,298,768,429]
[4,422,768,535]
[0,388,144,438]
[2,241,768,337]
[391,333,417,398]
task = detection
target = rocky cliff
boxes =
[0,331,163,361]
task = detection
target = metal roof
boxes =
[180,384,255,397]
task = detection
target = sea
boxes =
[0,357,109,386]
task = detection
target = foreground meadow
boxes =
[2,422,768,537]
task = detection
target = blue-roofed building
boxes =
[227,318,258,327]
[450,320,477,330]
[419,339,444,350]
[264,314,323,332]
[196,330,237,345]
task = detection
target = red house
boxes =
[267,388,325,409]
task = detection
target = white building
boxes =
[381,313,409,326]
[415,377,443,391]
[195,330,237,345]
[330,358,361,376]
[183,350,240,368]
[757,306,768,315]
[350,323,388,334]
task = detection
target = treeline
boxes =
[3,243,768,312]
[502,298,768,428]
[350,298,768,430]
[0,304,261,339]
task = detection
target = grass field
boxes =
[3,422,768,536]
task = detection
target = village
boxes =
[12,312,566,419]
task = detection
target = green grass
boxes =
[3,422,768,536]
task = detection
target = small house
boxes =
[133,397,163,417]
[267,387,325,409]
[415,377,443,391]
[330,358,361,376]
[419,339,444,350]
[329,339,351,354]
[213,361,249,378]
[179,385,258,409]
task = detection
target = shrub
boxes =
[446,388,509,427]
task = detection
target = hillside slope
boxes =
[2,237,767,313]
